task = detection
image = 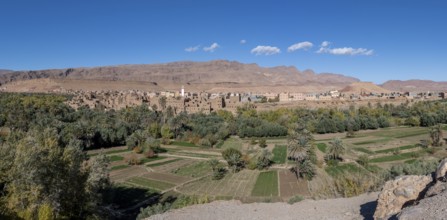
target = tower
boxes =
[181,85,185,97]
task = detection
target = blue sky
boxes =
[0,0,446,83]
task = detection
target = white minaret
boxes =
[181,85,185,97]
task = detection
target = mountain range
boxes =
[0,60,445,93]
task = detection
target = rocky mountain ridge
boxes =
[0,60,359,91]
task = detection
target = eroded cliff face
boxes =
[374,158,447,220]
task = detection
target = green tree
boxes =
[256,149,272,170]
[222,148,243,173]
[158,96,167,111]
[161,125,173,144]
[258,138,267,148]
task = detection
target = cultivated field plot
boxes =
[151,159,197,173]
[177,169,259,197]
[110,166,150,182]
[142,172,192,185]
[278,170,310,198]
[126,176,176,191]
[251,170,279,197]
[171,161,212,178]
[272,145,287,164]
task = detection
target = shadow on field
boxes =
[360,200,377,220]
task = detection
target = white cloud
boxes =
[319,47,374,56]
[240,39,247,44]
[317,41,373,56]
[250,45,281,55]
[185,45,200,52]
[321,41,331,47]
[287,41,313,52]
[203,42,220,52]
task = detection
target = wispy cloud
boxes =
[317,41,373,56]
[287,41,313,52]
[185,45,200,52]
[251,45,281,55]
[321,41,331,47]
[240,39,247,44]
[203,42,220,52]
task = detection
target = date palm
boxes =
[327,138,345,160]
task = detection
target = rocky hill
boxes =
[0,60,359,92]
[382,80,447,92]
[340,82,392,94]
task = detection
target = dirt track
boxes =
[149,192,379,220]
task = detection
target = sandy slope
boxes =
[148,192,379,220]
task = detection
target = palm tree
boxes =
[287,124,316,180]
[327,137,345,160]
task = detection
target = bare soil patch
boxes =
[278,170,310,198]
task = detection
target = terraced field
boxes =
[178,169,259,197]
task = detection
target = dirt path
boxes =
[148,192,379,220]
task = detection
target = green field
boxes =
[352,138,391,145]
[140,156,167,164]
[111,164,130,171]
[316,143,327,153]
[126,176,175,191]
[370,151,420,163]
[272,145,287,164]
[374,145,418,154]
[146,158,183,167]
[352,147,374,154]
[325,163,366,177]
[251,171,278,197]
[172,161,211,177]
[108,155,124,162]
[171,141,199,148]
[170,151,218,158]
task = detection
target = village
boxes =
[65,85,447,114]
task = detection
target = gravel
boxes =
[148,192,379,220]
[398,190,447,220]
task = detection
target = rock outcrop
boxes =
[374,158,447,219]
[373,175,432,219]
[435,158,447,180]
[398,190,447,220]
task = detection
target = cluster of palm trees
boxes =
[288,124,347,180]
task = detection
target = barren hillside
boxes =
[381,80,447,92]
[341,82,392,94]
[0,60,359,93]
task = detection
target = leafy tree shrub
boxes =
[137,203,171,220]
[256,149,272,170]
[258,138,267,148]
[208,159,226,180]
[356,155,370,168]
[222,148,244,173]
[287,195,304,204]
[389,160,438,179]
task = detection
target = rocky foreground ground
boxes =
[149,192,379,220]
